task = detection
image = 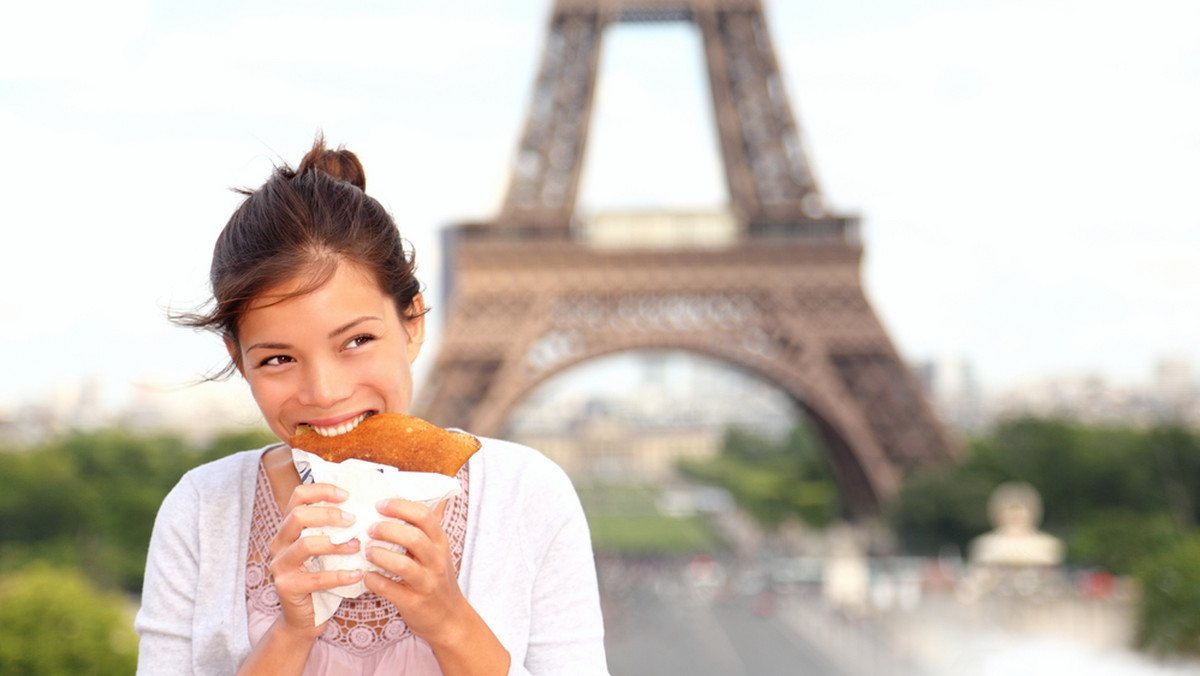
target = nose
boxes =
[299,358,353,409]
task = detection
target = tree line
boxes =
[0,427,277,593]
[0,426,276,674]
[888,418,1199,572]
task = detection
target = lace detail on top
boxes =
[246,451,470,656]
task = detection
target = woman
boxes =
[135,138,610,675]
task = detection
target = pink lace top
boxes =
[245,455,470,675]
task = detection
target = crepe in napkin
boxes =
[291,448,463,624]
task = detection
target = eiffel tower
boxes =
[413,0,958,511]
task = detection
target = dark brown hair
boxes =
[175,134,423,377]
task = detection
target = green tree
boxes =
[0,563,138,675]
[679,424,840,529]
[888,417,1200,568]
[0,425,276,592]
[1148,423,1200,528]
[886,464,994,555]
[1069,509,1182,576]
[1135,534,1200,657]
[967,418,1158,532]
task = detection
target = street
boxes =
[601,558,854,676]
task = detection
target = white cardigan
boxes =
[135,436,610,676]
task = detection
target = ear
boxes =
[224,337,246,377]
[405,294,426,363]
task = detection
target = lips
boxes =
[298,410,376,437]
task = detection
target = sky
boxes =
[2,0,1198,417]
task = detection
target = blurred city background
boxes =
[2,0,1199,673]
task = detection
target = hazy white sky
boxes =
[2,0,1198,413]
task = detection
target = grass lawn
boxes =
[576,482,725,555]
[586,512,720,554]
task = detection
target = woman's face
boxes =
[228,261,425,443]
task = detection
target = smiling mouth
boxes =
[299,411,376,438]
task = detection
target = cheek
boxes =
[370,360,415,405]
[241,384,290,440]
[364,350,414,383]
[245,376,289,416]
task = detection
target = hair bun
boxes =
[297,134,367,190]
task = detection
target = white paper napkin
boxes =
[290,448,463,624]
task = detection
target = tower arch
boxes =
[495,342,898,510]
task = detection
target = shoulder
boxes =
[473,435,558,467]
[157,446,268,517]
[470,436,575,493]
[187,447,265,481]
[148,446,271,560]
[466,436,585,534]
[175,448,264,495]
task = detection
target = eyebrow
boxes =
[244,316,383,353]
[328,316,382,339]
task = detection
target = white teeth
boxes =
[309,412,371,437]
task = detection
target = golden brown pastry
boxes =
[289,413,480,476]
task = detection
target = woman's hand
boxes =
[268,482,364,638]
[365,499,510,675]
[363,498,465,642]
[238,482,365,676]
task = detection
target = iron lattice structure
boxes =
[414,0,957,511]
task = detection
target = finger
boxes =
[284,482,349,513]
[362,547,447,600]
[290,532,363,561]
[271,482,352,552]
[367,519,447,570]
[367,519,421,548]
[279,567,366,597]
[365,544,418,582]
[271,534,361,575]
[375,498,436,524]
[270,507,357,558]
[364,569,410,600]
[364,522,424,573]
[374,500,446,546]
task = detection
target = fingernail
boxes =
[334,487,349,499]
[340,510,356,523]
[348,569,363,581]
[376,499,389,512]
[366,522,378,537]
